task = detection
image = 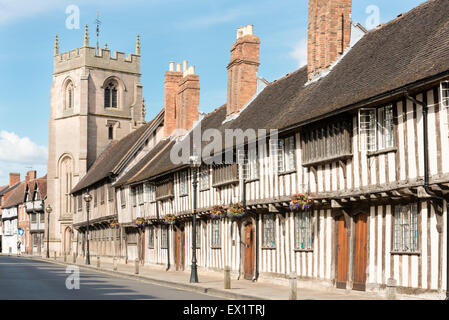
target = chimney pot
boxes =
[176,63,182,72]
[169,62,175,72]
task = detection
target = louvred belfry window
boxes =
[104,81,118,108]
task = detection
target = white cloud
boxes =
[0,130,47,164]
[290,38,307,67]
[0,131,47,185]
[0,0,63,25]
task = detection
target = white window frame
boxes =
[295,210,313,250]
[262,213,275,248]
[359,105,394,152]
[393,203,419,253]
[440,81,449,108]
[274,136,296,173]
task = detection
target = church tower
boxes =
[46,26,145,255]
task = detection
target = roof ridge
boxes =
[367,0,435,33]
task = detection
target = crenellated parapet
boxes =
[53,27,141,75]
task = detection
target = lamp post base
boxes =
[190,265,199,283]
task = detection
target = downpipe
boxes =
[405,91,449,300]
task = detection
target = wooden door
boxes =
[175,227,185,271]
[353,213,368,291]
[244,223,254,280]
[336,215,349,289]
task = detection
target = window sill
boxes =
[278,169,296,176]
[294,249,313,253]
[262,246,276,250]
[245,178,260,183]
[211,246,221,249]
[199,188,210,192]
[179,193,188,198]
[121,205,126,208]
[302,154,352,167]
[212,179,239,188]
[367,147,398,157]
[391,251,420,256]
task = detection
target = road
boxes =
[0,255,218,300]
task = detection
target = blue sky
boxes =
[0,0,426,185]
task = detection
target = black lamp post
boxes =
[45,204,52,258]
[189,153,201,283]
[83,192,92,265]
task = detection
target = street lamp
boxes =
[83,192,92,265]
[45,204,52,259]
[189,153,201,283]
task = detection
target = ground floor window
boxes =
[393,203,418,253]
[161,226,168,249]
[211,220,220,248]
[148,226,154,249]
[262,213,275,248]
[295,210,312,250]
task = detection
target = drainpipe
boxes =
[405,91,449,300]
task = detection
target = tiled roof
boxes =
[99,0,449,185]
[71,112,163,193]
[2,182,26,208]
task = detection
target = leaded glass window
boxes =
[393,203,418,253]
[295,210,312,250]
[262,213,275,248]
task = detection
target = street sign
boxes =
[18,228,24,236]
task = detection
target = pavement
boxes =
[0,255,217,300]
[2,253,398,300]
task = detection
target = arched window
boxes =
[65,81,74,109]
[104,80,118,108]
[60,156,73,215]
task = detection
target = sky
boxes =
[0,0,427,186]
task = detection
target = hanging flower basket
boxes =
[210,205,227,219]
[227,203,245,218]
[289,193,312,211]
[135,217,146,228]
[164,214,176,225]
[109,220,120,229]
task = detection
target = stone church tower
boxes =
[46,26,145,255]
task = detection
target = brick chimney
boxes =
[163,61,200,137]
[307,0,352,81]
[176,63,199,133]
[25,170,37,182]
[9,173,20,187]
[164,62,183,137]
[226,25,260,116]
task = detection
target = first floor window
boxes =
[274,136,295,173]
[179,171,187,195]
[262,213,275,248]
[78,195,82,211]
[211,220,221,247]
[441,81,449,108]
[295,210,312,250]
[359,105,394,152]
[161,226,168,249]
[248,146,259,180]
[199,167,210,190]
[148,226,155,248]
[137,184,144,205]
[393,203,419,253]
[144,183,155,202]
[100,185,105,204]
[120,187,126,207]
